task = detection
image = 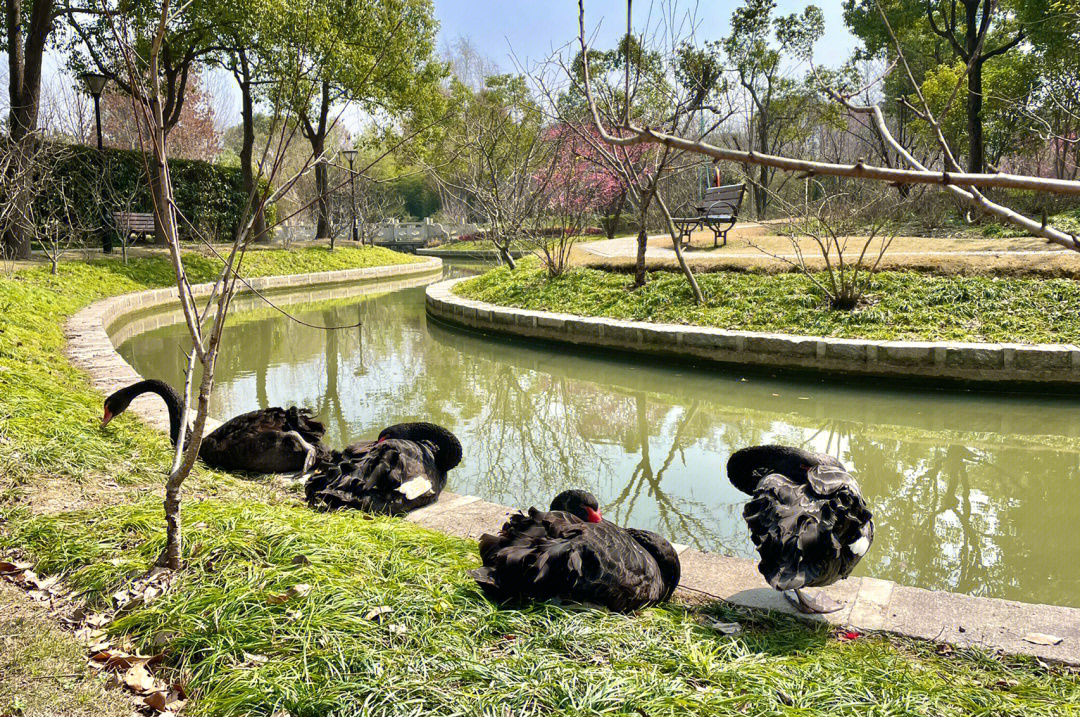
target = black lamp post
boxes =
[80,72,107,150]
[342,149,358,243]
[81,72,111,253]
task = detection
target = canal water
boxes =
[114,264,1080,608]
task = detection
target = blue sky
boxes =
[433,0,859,72]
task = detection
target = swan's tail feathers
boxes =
[469,567,501,599]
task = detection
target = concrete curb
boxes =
[426,277,1080,390]
[63,257,1080,666]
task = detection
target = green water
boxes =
[115,266,1080,608]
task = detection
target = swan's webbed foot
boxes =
[286,430,318,482]
[785,588,842,614]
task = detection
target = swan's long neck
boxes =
[126,380,185,446]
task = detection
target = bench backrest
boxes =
[113,212,157,232]
[697,183,745,216]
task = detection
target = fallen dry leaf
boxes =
[365,606,393,621]
[144,688,187,714]
[268,583,312,604]
[123,664,161,694]
[242,652,269,666]
[85,613,110,628]
[708,621,743,635]
[0,560,30,575]
[1024,632,1064,646]
[75,626,106,644]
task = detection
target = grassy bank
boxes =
[2,250,1078,715]
[455,262,1080,344]
[4,499,1078,716]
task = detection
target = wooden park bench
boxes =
[113,212,158,244]
[672,183,746,248]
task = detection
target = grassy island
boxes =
[455,262,1080,345]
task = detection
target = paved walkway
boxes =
[65,265,1080,667]
[580,235,1069,261]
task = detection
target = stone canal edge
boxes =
[60,260,1080,665]
[426,276,1080,390]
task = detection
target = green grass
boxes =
[0,247,418,490]
[2,498,1077,717]
[455,261,1080,344]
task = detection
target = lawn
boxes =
[1,250,1078,716]
[455,261,1080,345]
[4,499,1078,716]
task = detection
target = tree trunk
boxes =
[634,223,648,287]
[961,0,985,174]
[315,143,330,241]
[967,62,984,175]
[604,190,626,239]
[301,81,333,242]
[236,50,267,242]
[3,0,54,260]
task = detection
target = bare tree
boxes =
[750,177,911,310]
[104,0,324,569]
[429,74,556,269]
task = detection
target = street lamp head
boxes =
[81,72,108,97]
[342,148,358,164]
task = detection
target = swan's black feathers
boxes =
[728,445,874,592]
[305,424,460,515]
[470,506,680,612]
[103,380,327,474]
[201,406,328,473]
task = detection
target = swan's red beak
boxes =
[101,408,113,428]
[585,507,602,523]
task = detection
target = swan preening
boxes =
[102,380,328,475]
[305,422,463,515]
[727,445,875,614]
[470,490,682,612]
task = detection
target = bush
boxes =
[30,142,272,244]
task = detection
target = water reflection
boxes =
[116,269,1080,607]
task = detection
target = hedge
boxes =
[29,141,273,244]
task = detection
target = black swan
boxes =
[727,445,874,614]
[470,489,681,612]
[304,422,462,515]
[102,379,327,475]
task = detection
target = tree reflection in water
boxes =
[117,277,1080,607]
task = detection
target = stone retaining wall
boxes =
[426,277,1080,389]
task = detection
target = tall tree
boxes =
[724,0,822,218]
[292,0,442,241]
[3,0,55,258]
[844,0,1024,174]
[65,0,223,241]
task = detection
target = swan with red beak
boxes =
[470,489,680,612]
